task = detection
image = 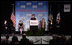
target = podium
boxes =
[30,20,39,31]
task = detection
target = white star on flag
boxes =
[32,5,37,8]
[27,2,31,6]
[38,14,43,17]
[26,14,31,17]
[38,2,43,6]
[21,5,25,8]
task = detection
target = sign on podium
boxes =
[30,20,39,26]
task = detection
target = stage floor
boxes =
[1,34,71,44]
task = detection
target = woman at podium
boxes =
[30,14,36,20]
[30,14,37,35]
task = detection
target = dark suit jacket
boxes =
[30,18,36,20]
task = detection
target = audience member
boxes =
[65,38,71,44]
[49,34,59,44]
[1,34,71,44]
[10,35,19,44]
[1,34,10,44]
[19,33,33,44]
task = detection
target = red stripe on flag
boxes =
[11,13,16,27]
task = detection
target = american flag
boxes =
[10,12,16,27]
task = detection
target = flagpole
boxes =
[11,4,16,27]
[12,4,14,14]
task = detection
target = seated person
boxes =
[18,20,24,34]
